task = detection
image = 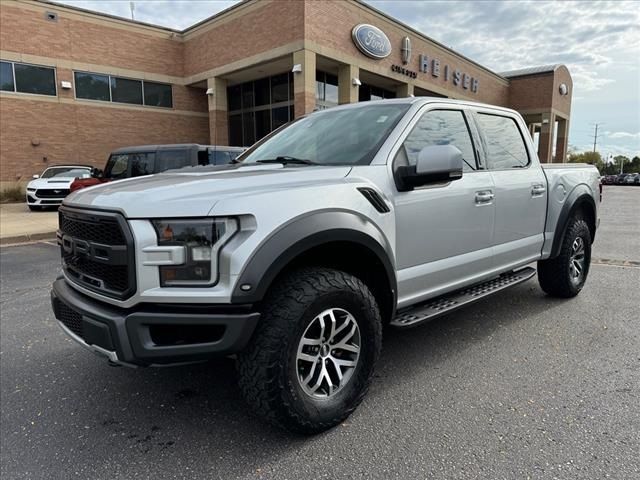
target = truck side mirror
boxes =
[32,174,39,179]
[395,145,463,191]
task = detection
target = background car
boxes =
[624,173,639,184]
[70,144,246,192]
[25,165,93,210]
[616,173,630,184]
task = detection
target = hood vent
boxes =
[358,187,390,213]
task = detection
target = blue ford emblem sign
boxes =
[352,24,391,59]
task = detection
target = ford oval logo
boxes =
[352,24,392,59]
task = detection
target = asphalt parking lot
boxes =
[1,186,638,479]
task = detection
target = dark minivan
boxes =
[71,144,245,192]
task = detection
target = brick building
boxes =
[0,0,572,185]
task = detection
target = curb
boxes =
[0,231,57,246]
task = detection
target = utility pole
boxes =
[130,2,135,21]
[592,123,600,153]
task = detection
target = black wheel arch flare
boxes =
[230,211,397,314]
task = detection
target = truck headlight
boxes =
[152,218,238,287]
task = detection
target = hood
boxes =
[27,177,79,189]
[64,164,352,218]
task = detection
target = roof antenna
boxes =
[129,1,135,20]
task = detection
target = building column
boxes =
[396,83,414,98]
[338,64,359,104]
[555,117,569,163]
[292,49,316,118]
[207,77,228,146]
[537,111,555,163]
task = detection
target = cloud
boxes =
[608,131,640,139]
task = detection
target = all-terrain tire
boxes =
[236,267,382,434]
[538,217,591,298]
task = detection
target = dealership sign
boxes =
[352,24,480,94]
[351,24,392,59]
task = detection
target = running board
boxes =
[390,267,537,329]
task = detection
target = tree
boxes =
[568,151,605,173]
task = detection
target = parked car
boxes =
[51,98,600,434]
[70,144,245,192]
[635,174,640,185]
[25,165,93,210]
[602,175,617,185]
[624,173,639,184]
[616,173,630,184]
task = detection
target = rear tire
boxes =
[538,216,591,298]
[237,267,382,434]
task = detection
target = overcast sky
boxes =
[56,0,640,158]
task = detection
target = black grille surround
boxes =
[36,188,70,198]
[57,206,136,300]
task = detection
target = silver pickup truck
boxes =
[51,98,600,433]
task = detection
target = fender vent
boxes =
[358,187,390,213]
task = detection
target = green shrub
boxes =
[0,184,25,203]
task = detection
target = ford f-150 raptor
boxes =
[51,98,600,433]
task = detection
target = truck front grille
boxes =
[58,207,136,300]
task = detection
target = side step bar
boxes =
[390,267,537,329]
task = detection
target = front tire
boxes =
[237,267,382,434]
[538,216,591,298]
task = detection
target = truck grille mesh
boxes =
[57,301,84,338]
[58,208,134,299]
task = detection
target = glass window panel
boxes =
[143,81,172,108]
[272,106,289,131]
[104,154,130,179]
[227,84,242,111]
[271,73,289,103]
[316,80,325,101]
[74,72,110,101]
[14,63,56,96]
[130,153,156,176]
[254,77,270,106]
[255,109,271,141]
[110,76,142,104]
[290,105,294,121]
[229,114,243,146]
[289,72,294,101]
[476,114,529,169]
[325,82,338,105]
[1,61,14,92]
[156,150,189,172]
[242,82,254,109]
[242,111,255,146]
[402,110,477,172]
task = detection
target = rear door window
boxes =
[476,114,529,169]
[156,149,189,172]
[130,153,155,177]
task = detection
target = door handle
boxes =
[531,184,546,196]
[475,191,494,204]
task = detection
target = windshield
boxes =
[240,103,410,166]
[41,167,91,179]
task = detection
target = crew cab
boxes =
[70,144,245,192]
[51,99,600,434]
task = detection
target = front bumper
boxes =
[51,278,260,366]
[26,194,64,206]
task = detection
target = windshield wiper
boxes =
[256,156,318,165]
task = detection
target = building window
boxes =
[359,84,396,102]
[144,81,172,108]
[0,61,56,96]
[227,72,294,147]
[315,71,339,110]
[73,71,172,108]
[75,72,110,101]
